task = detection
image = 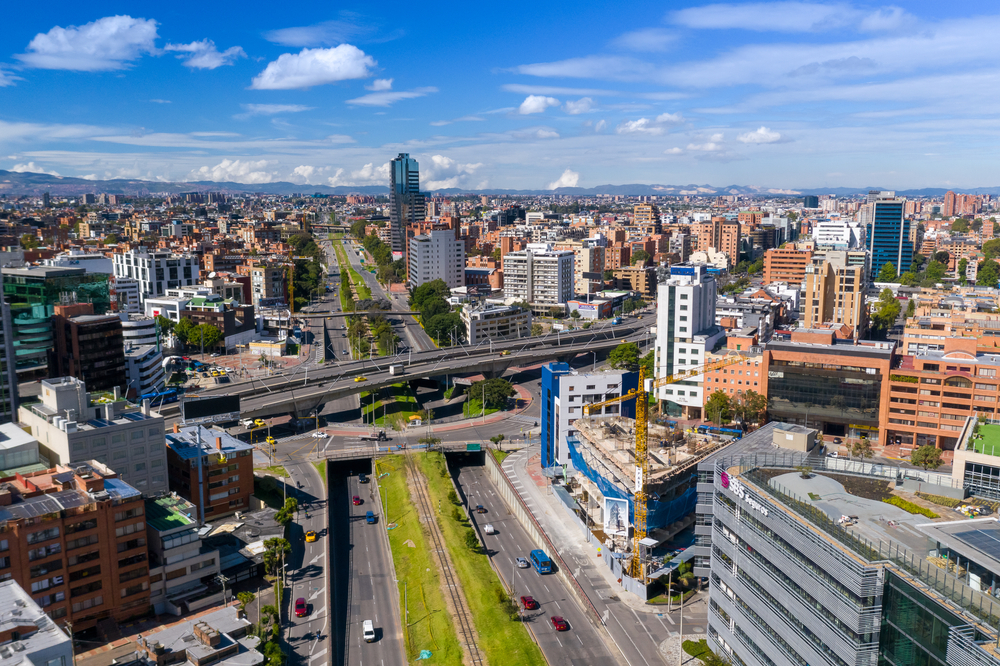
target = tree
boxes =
[275,497,298,525]
[193,323,223,350]
[468,377,516,410]
[174,317,195,348]
[464,529,480,552]
[898,271,917,286]
[910,253,927,271]
[905,299,915,317]
[425,312,464,345]
[958,257,969,284]
[263,537,291,575]
[237,591,256,611]
[911,445,944,470]
[978,259,1000,287]
[570,310,581,320]
[603,269,615,281]
[105,233,119,244]
[925,260,946,282]
[155,315,174,335]
[850,438,874,462]
[736,390,767,425]
[607,342,640,371]
[871,289,902,339]
[983,239,1000,260]
[491,247,501,261]
[548,306,563,318]
[531,323,544,336]
[490,434,506,451]
[410,279,451,310]
[705,391,731,425]
[951,218,970,233]
[640,350,654,377]
[631,249,651,265]
[972,218,984,232]
[748,258,764,275]
[19,233,38,250]
[933,251,951,265]
[876,262,897,282]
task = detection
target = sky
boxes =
[1,1,999,191]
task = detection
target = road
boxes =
[328,460,405,666]
[284,460,331,666]
[452,458,620,666]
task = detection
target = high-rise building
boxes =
[762,247,812,286]
[0,272,18,425]
[407,229,464,289]
[389,153,425,258]
[653,264,725,419]
[502,243,574,307]
[165,424,254,521]
[696,217,741,268]
[802,194,819,208]
[50,303,126,393]
[867,193,910,280]
[802,258,868,336]
[112,249,200,304]
[943,190,957,217]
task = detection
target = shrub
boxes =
[447,489,458,505]
[883,496,939,518]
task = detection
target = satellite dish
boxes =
[208,272,217,278]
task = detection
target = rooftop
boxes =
[0,580,72,663]
[166,425,253,460]
[0,422,37,452]
[971,423,1000,457]
[146,493,197,532]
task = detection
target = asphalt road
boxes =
[328,460,406,666]
[284,460,331,666]
[451,458,620,666]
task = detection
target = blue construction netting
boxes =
[565,437,697,530]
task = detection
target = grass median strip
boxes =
[416,452,546,666]
[376,456,464,665]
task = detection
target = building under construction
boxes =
[564,414,731,553]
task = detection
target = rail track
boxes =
[402,451,485,666]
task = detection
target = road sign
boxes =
[466,443,482,452]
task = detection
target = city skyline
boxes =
[2,1,999,190]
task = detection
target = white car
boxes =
[210,352,221,358]
[311,432,327,439]
[516,557,529,569]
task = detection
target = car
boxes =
[354,376,367,382]
[295,598,307,617]
[475,504,486,514]
[550,616,569,631]
[516,557,530,569]
[520,595,539,610]
[827,451,839,458]
[254,419,267,428]
[266,436,276,446]
[305,530,317,543]
[484,524,495,534]
[353,495,362,505]
[363,620,376,642]
[366,511,376,524]
[311,431,327,438]
[833,437,843,445]
[211,352,221,358]
[240,419,255,429]
[359,473,368,483]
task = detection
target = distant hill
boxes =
[1,169,998,198]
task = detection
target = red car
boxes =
[295,598,307,617]
[520,595,538,610]
[551,616,569,631]
[353,495,362,505]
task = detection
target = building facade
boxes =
[165,425,254,521]
[50,305,126,393]
[389,153,425,257]
[762,247,812,286]
[112,249,200,304]
[125,344,165,398]
[460,304,531,343]
[802,260,868,336]
[502,243,574,307]
[408,229,464,289]
[867,194,911,280]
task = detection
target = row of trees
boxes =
[156,315,223,351]
[878,255,1000,289]
[410,279,465,346]
[287,232,325,311]
[704,389,768,426]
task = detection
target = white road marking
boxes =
[309,648,328,661]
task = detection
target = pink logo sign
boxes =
[720,471,730,489]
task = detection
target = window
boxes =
[132,446,145,457]
[91,438,107,449]
[131,430,143,440]
[115,522,145,538]
[27,527,60,545]
[134,462,146,472]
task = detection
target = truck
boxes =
[360,430,389,442]
[388,364,404,376]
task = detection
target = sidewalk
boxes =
[502,445,703,615]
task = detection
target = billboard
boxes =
[604,497,629,537]
[181,395,241,424]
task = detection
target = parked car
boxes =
[550,616,569,631]
[516,557,530,569]
[295,598,307,617]
[520,595,538,610]
[211,352,221,358]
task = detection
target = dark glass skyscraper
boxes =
[867,194,911,281]
[389,153,425,258]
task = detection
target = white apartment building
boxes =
[126,344,165,397]
[114,276,141,313]
[502,243,574,306]
[653,264,725,419]
[113,249,200,304]
[43,249,114,274]
[120,313,159,346]
[19,377,169,495]
[461,303,531,344]
[408,229,464,289]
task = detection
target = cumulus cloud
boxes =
[11,162,60,176]
[665,147,683,154]
[366,78,393,91]
[737,126,782,143]
[655,112,684,124]
[237,104,314,118]
[164,39,246,69]
[687,141,722,151]
[17,15,159,71]
[548,169,580,189]
[188,159,274,184]
[564,97,594,114]
[518,95,560,114]
[346,87,437,107]
[328,162,390,187]
[423,155,484,190]
[616,118,664,135]
[250,45,375,90]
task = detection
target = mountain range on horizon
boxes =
[1,169,998,200]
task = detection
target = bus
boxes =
[529,549,552,574]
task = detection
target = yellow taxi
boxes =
[254,419,267,428]
[266,436,276,447]
[354,376,367,383]
[305,530,317,543]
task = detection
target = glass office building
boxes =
[867,195,911,281]
[389,153,425,258]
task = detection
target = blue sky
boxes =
[1,1,998,191]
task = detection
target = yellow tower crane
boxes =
[582,351,746,579]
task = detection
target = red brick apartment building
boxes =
[0,461,150,631]
[165,425,254,520]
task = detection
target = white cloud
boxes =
[423,155,483,190]
[345,87,437,107]
[164,39,246,69]
[655,112,684,124]
[328,162,390,187]
[11,162,60,176]
[670,2,855,32]
[263,19,374,47]
[665,147,683,154]
[616,118,663,135]
[548,169,580,189]
[859,7,912,32]
[517,56,654,82]
[327,135,356,143]
[17,16,158,71]
[738,126,782,143]
[188,159,274,184]
[366,78,393,91]
[290,165,332,183]
[0,69,22,87]
[563,97,594,115]
[238,104,314,118]
[502,84,619,96]
[430,116,484,126]
[687,142,722,151]
[610,28,676,52]
[595,119,607,132]
[519,95,561,114]
[710,133,724,142]
[80,174,99,180]
[150,98,171,104]
[250,45,375,90]
[534,129,560,139]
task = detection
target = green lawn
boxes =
[362,384,420,430]
[263,465,289,477]
[415,452,545,666]
[463,398,500,419]
[375,456,464,665]
[312,461,327,488]
[491,450,510,464]
[973,424,1000,456]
